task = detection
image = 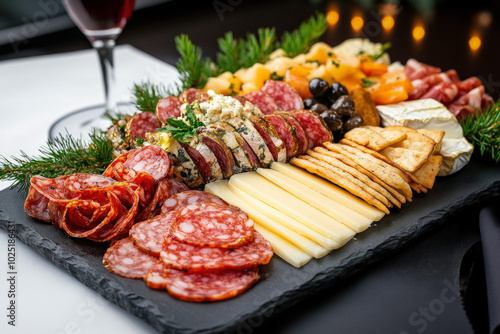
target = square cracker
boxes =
[413,155,442,189]
[390,132,435,159]
[344,126,406,151]
[379,146,429,173]
[417,129,445,154]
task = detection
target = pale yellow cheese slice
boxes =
[256,168,373,232]
[229,172,356,243]
[270,162,385,221]
[227,183,340,251]
[205,181,330,258]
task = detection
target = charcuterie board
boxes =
[1,156,499,333]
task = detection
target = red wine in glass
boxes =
[50,0,137,141]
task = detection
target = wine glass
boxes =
[49,0,137,141]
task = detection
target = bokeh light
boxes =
[412,25,425,41]
[382,16,395,31]
[351,16,364,32]
[327,10,339,26]
[469,36,481,51]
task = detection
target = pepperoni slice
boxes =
[103,237,158,279]
[160,190,227,214]
[64,173,115,197]
[156,96,182,123]
[171,204,254,248]
[122,145,170,181]
[161,231,272,271]
[103,149,136,179]
[129,211,179,255]
[164,267,259,302]
[144,261,169,290]
[30,175,69,201]
[126,112,161,146]
[24,186,51,222]
[261,80,304,111]
[244,91,279,115]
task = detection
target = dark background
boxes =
[1,1,499,333]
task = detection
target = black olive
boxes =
[303,98,316,109]
[310,103,328,113]
[328,82,349,102]
[331,95,355,117]
[343,114,364,132]
[320,111,343,133]
[309,78,329,96]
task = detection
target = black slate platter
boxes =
[1,157,499,334]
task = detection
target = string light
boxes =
[327,10,339,26]
[381,16,394,31]
[469,36,481,51]
[412,25,425,41]
[351,16,364,32]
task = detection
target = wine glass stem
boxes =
[93,39,116,113]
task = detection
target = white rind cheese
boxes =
[376,99,473,176]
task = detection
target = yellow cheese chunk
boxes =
[257,168,373,232]
[253,225,312,268]
[205,181,330,258]
[270,162,385,221]
[229,172,356,243]
[227,183,340,251]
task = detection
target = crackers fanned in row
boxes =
[290,125,443,213]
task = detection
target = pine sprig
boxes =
[216,32,244,73]
[460,100,500,163]
[175,34,215,90]
[280,13,327,58]
[0,131,114,194]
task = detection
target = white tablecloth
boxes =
[0,45,179,334]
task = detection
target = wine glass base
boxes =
[48,102,136,142]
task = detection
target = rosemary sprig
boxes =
[0,131,113,194]
[175,34,214,90]
[279,13,327,58]
[460,100,500,163]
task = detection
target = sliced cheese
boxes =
[205,181,330,258]
[229,172,356,243]
[257,168,373,232]
[270,162,385,221]
[227,183,340,251]
[253,225,312,268]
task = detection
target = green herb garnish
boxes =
[460,100,500,163]
[158,105,205,143]
[370,42,391,61]
[362,78,377,88]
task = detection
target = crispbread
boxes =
[417,129,445,154]
[312,147,406,204]
[390,131,435,158]
[344,127,406,151]
[324,142,413,199]
[413,155,442,189]
[290,156,390,214]
[307,149,401,208]
[379,146,429,173]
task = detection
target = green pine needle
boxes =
[460,100,500,163]
[175,34,215,90]
[279,13,327,58]
[133,81,181,113]
[0,131,114,194]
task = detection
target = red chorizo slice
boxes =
[265,114,299,159]
[161,231,272,271]
[156,96,182,123]
[129,211,179,255]
[244,91,279,115]
[144,261,169,289]
[292,110,333,149]
[261,80,304,111]
[122,145,170,181]
[171,204,254,248]
[103,237,158,279]
[165,267,259,302]
[126,112,161,146]
[64,173,115,197]
[30,175,70,201]
[103,149,136,179]
[160,190,227,214]
[24,186,51,222]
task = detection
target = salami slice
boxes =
[292,110,333,149]
[129,211,179,255]
[179,88,209,104]
[171,204,254,248]
[64,173,115,197]
[244,91,279,115]
[144,261,169,290]
[273,112,309,154]
[24,186,51,222]
[103,149,136,179]
[160,190,227,214]
[164,267,259,302]
[161,231,272,271]
[122,145,170,181]
[261,80,304,111]
[103,237,158,279]
[126,112,161,146]
[156,96,182,123]
[30,175,69,201]
[265,114,298,159]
